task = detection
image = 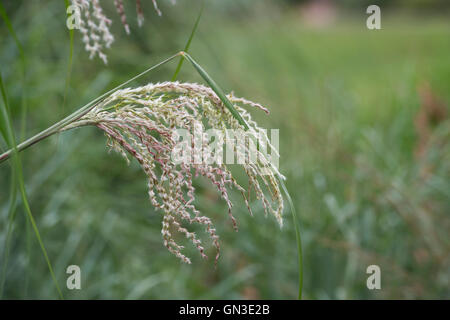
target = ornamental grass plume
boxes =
[64,81,284,264]
[0,52,294,269]
[0,50,302,297]
[72,0,174,63]
[73,0,114,64]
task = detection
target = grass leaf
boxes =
[171,0,204,81]
[0,160,17,298]
[0,1,32,296]
[279,177,303,299]
[182,52,250,130]
[0,73,64,299]
[0,1,24,57]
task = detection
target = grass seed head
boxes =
[70,82,284,264]
[72,0,169,63]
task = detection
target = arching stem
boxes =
[0,52,181,164]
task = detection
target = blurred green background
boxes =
[0,0,449,299]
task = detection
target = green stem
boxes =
[279,177,303,299]
[0,73,63,299]
[182,52,250,130]
[171,0,204,81]
[0,162,17,298]
[0,53,181,164]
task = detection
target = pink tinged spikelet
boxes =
[136,0,144,27]
[70,82,284,264]
[72,0,114,64]
[73,0,171,63]
[152,0,162,16]
[114,0,130,34]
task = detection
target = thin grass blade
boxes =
[171,0,204,81]
[0,73,64,299]
[0,162,17,298]
[182,52,250,130]
[0,1,24,57]
[279,177,303,299]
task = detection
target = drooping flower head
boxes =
[67,82,284,263]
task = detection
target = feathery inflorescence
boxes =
[67,82,284,264]
[71,0,175,63]
[73,0,114,64]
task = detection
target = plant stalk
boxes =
[0,53,181,164]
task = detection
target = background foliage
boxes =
[0,0,449,299]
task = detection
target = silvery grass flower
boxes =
[72,0,174,63]
[0,52,302,297]
[64,81,284,264]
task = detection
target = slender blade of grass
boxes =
[0,1,24,56]
[0,1,32,296]
[182,52,250,130]
[171,0,204,81]
[0,4,20,289]
[279,177,303,299]
[0,161,17,298]
[24,214,32,297]
[0,74,64,299]
[0,0,27,138]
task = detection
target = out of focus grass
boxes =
[0,0,449,299]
